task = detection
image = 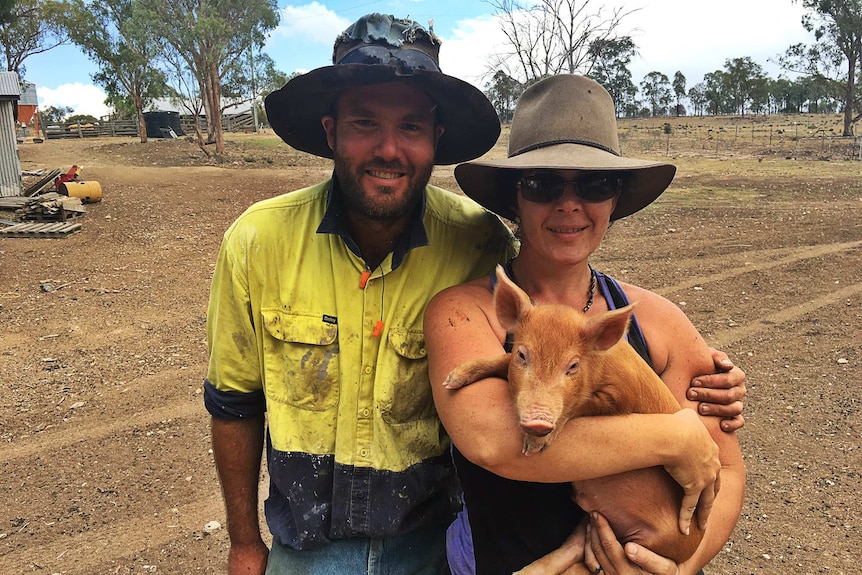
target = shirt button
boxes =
[362,408,370,417]
[364,366,372,375]
[419,348,427,356]
[360,449,368,458]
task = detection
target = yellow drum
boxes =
[59,181,102,203]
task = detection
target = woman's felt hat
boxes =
[264,13,501,165]
[455,75,676,220]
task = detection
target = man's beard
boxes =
[333,152,433,222]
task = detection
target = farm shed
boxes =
[0,71,22,197]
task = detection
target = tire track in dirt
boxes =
[654,240,862,297]
[1,494,225,574]
[0,399,204,463]
[706,281,862,349]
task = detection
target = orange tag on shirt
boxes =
[359,270,371,288]
[373,320,384,337]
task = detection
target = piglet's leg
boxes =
[443,353,510,389]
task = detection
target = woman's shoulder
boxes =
[609,278,696,339]
[429,275,494,310]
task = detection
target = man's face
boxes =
[322,82,444,222]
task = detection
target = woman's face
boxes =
[514,169,620,265]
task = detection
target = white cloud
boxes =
[37,83,112,119]
[273,2,351,44]
[440,15,510,90]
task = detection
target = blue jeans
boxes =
[266,524,449,575]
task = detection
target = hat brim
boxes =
[454,143,676,221]
[264,65,501,165]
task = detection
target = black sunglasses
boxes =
[517,172,624,204]
[338,45,441,74]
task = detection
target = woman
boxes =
[425,75,745,575]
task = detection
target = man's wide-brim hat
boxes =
[264,13,500,165]
[455,75,676,220]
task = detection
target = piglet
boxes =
[444,265,706,574]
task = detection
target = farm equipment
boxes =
[53,165,102,203]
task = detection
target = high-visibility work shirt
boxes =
[204,179,514,549]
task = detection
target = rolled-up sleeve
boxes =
[204,225,264,418]
[203,379,266,419]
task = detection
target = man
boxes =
[203,13,746,575]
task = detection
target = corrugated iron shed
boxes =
[0,71,22,197]
[0,71,21,99]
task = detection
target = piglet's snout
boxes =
[520,419,554,437]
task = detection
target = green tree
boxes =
[703,70,730,115]
[0,0,15,25]
[672,71,686,115]
[639,71,671,116]
[722,57,767,115]
[61,0,168,143]
[782,0,862,134]
[484,69,524,122]
[40,104,73,124]
[589,36,638,116]
[688,82,707,116]
[138,0,279,155]
[0,0,66,76]
[767,77,795,113]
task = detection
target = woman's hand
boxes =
[664,409,721,534]
[688,349,746,432]
[585,512,681,575]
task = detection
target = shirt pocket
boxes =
[380,327,436,424]
[261,309,340,411]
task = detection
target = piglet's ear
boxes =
[585,303,636,352]
[493,265,532,332]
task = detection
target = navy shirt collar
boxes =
[316,175,430,270]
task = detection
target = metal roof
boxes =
[0,72,21,98]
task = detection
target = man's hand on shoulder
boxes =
[688,349,746,433]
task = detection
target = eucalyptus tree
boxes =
[487,0,637,83]
[639,71,672,116]
[137,0,279,154]
[687,82,707,116]
[0,0,66,76]
[61,0,167,142]
[484,69,524,122]
[722,57,767,115]
[703,71,729,115]
[589,35,638,116]
[672,71,686,115]
[782,0,861,134]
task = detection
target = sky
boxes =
[23,0,816,119]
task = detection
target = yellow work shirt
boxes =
[205,179,514,547]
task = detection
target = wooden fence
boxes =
[41,112,256,140]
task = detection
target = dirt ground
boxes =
[0,132,859,574]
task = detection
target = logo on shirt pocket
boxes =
[261,309,340,411]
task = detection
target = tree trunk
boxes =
[134,96,147,144]
[206,66,225,156]
[843,57,855,137]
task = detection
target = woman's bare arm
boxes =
[425,284,722,519]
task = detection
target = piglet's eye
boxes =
[566,362,579,375]
[515,346,528,365]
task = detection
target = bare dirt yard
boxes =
[1,124,859,574]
